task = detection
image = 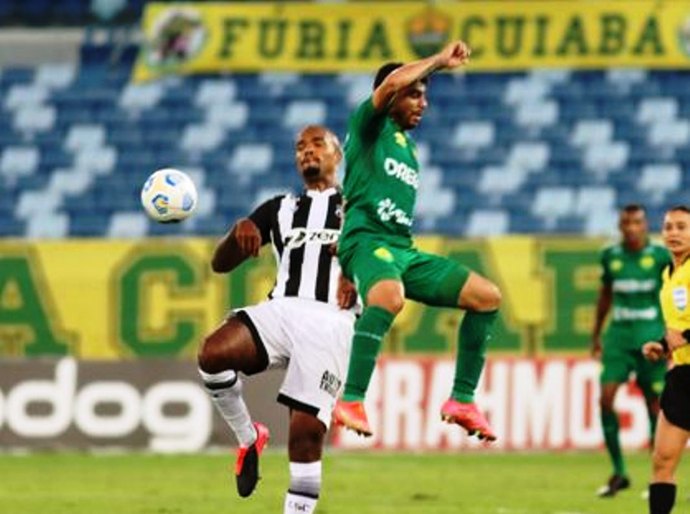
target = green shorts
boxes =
[338,237,471,307]
[600,324,666,397]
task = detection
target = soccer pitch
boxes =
[0,450,683,514]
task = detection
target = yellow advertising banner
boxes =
[0,237,616,359]
[134,0,690,80]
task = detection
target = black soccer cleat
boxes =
[597,474,631,497]
[235,422,270,498]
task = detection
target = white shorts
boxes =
[236,297,354,427]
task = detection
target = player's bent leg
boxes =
[284,411,326,514]
[335,279,403,437]
[442,272,500,441]
[197,314,270,498]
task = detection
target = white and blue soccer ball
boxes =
[140,168,198,223]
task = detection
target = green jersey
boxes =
[341,96,419,249]
[600,241,670,329]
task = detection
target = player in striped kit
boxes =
[197,125,357,514]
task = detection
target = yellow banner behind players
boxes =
[133,1,690,80]
[0,237,613,359]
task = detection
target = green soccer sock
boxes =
[451,310,497,403]
[601,410,626,476]
[342,306,396,401]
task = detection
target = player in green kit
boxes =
[591,204,671,497]
[332,41,502,441]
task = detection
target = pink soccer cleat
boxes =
[333,399,373,437]
[235,422,270,497]
[440,398,497,442]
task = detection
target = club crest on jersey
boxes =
[673,286,688,311]
[374,246,394,263]
[639,256,655,269]
[610,259,623,273]
[394,132,407,147]
[284,228,339,249]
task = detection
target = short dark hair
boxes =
[667,205,690,215]
[621,203,646,215]
[373,61,429,90]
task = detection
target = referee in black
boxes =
[643,206,690,514]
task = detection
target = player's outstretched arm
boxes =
[211,218,261,273]
[372,40,471,110]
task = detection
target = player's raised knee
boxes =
[197,331,224,373]
[367,279,405,315]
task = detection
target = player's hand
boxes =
[642,341,666,362]
[666,328,688,351]
[590,337,602,359]
[337,274,357,309]
[435,41,471,70]
[234,218,261,257]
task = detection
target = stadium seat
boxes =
[15,189,62,219]
[465,209,510,237]
[504,78,549,105]
[648,120,690,148]
[4,84,48,110]
[26,212,69,238]
[638,163,681,204]
[284,100,327,128]
[570,120,614,147]
[108,211,149,238]
[515,100,558,130]
[452,121,495,150]
[195,79,237,107]
[119,82,164,112]
[477,166,527,203]
[506,142,549,172]
[35,63,76,89]
[74,146,117,175]
[206,102,249,130]
[637,97,678,124]
[14,105,56,135]
[532,187,575,228]
[48,168,92,195]
[180,124,224,154]
[574,186,616,216]
[229,143,273,176]
[65,124,106,151]
[583,142,629,175]
[584,208,619,236]
[0,146,40,182]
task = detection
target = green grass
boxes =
[0,450,684,513]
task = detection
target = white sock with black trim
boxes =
[284,461,321,514]
[199,368,256,447]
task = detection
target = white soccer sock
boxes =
[284,461,321,514]
[199,368,256,447]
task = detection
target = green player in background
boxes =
[332,41,502,441]
[591,204,671,497]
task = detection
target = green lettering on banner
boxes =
[533,15,549,57]
[219,18,249,58]
[297,20,325,59]
[460,16,486,58]
[556,16,588,56]
[259,19,287,58]
[633,16,664,56]
[599,14,626,55]
[543,248,598,351]
[336,19,352,59]
[359,20,392,59]
[0,254,73,356]
[401,247,520,353]
[496,16,525,58]
[116,251,204,357]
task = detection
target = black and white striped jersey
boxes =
[248,186,346,307]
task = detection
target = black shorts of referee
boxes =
[661,364,690,430]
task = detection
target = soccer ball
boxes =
[140,168,198,223]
